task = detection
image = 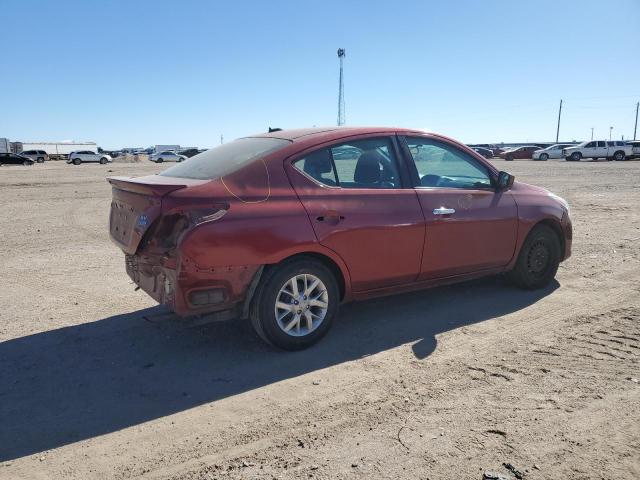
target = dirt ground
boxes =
[1,158,639,480]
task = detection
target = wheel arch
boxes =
[241,250,350,321]
[264,251,348,302]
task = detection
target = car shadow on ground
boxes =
[0,276,558,461]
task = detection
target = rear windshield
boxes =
[159,137,290,180]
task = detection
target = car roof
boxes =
[247,126,427,143]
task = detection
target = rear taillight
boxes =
[139,203,229,252]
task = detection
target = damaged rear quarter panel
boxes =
[164,159,326,315]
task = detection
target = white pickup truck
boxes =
[562,140,631,162]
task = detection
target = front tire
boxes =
[507,224,561,290]
[539,153,549,161]
[505,155,514,161]
[73,158,81,165]
[37,157,44,163]
[570,152,582,162]
[157,158,163,163]
[250,258,339,350]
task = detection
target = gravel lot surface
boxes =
[1,159,639,479]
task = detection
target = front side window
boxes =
[404,137,492,189]
[293,137,401,189]
[585,142,595,148]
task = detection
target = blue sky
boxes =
[1,0,639,149]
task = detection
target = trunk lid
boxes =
[107,175,206,254]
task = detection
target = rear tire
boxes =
[100,157,108,164]
[507,224,561,290]
[505,155,513,161]
[613,151,625,161]
[249,258,339,350]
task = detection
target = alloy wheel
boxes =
[274,273,329,337]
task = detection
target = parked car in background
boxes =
[532,144,573,161]
[108,126,572,350]
[472,147,494,159]
[178,148,201,158]
[0,153,34,166]
[20,150,49,163]
[492,147,506,156]
[626,141,640,159]
[149,151,187,163]
[562,141,631,161]
[67,151,112,165]
[499,146,538,161]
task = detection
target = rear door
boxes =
[400,135,518,279]
[287,135,425,292]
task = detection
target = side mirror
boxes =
[497,171,515,190]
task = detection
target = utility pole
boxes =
[337,48,346,126]
[555,99,562,143]
[591,127,594,140]
[634,102,639,140]
[220,134,224,145]
[609,126,613,141]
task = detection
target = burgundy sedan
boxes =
[499,145,539,161]
[109,127,572,350]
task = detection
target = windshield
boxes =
[159,137,290,180]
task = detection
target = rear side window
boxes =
[293,137,401,189]
[597,141,606,147]
[160,137,289,180]
[295,149,338,186]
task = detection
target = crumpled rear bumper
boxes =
[125,253,260,318]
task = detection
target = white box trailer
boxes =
[15,141,98,160]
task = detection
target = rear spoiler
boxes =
[107,175,190,197]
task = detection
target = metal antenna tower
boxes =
[337,48,346,126]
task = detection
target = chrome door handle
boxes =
[433,207,455,215]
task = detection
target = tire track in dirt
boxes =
[134,273,640,480]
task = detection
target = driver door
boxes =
[400,136,518,280]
